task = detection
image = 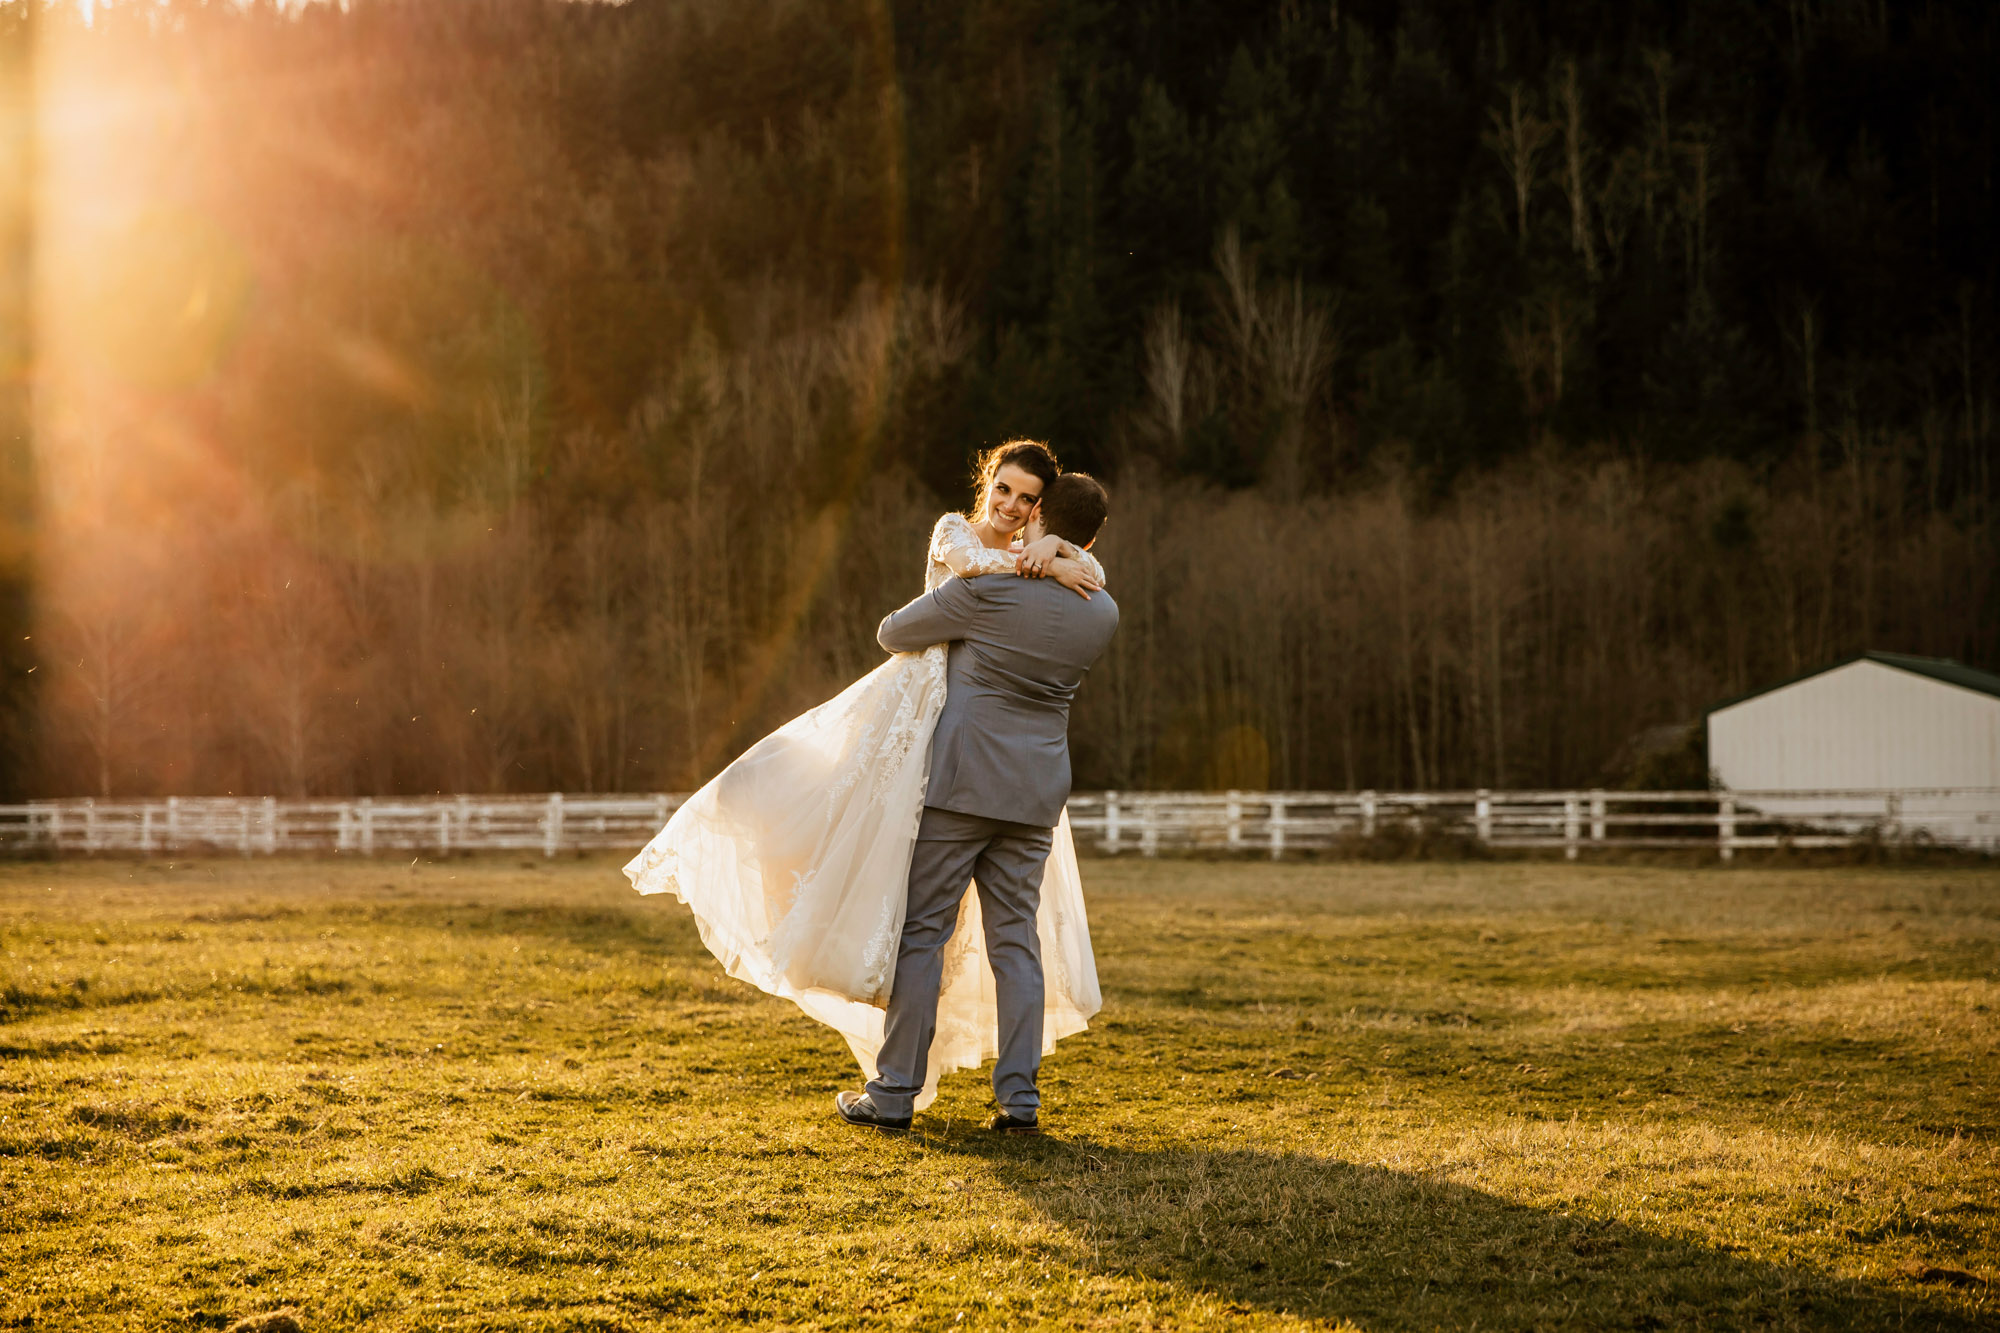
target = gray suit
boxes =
[864,574,1119,1118]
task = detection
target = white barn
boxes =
[1705,651,2000,849]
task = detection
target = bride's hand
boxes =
[1016,534,1065,576]
[1045,556,1101,599]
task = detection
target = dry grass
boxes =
[1,856,1996,1330]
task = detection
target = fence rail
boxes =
[0,794,683,859]
[2,789,1994,859]
[1066,788,1998,859]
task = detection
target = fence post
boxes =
[1475,789,1492,843]
[544,792,564,858]
[1226,790,1242,852]
[1884,791,1902,839]
[654,793,670,827]
[166,796,180,852]
[1563,795,1580,861]
[1140,797,1159,857]
[263,796,279,854]
[140,805,154,854]
[1718,795,1735,862]
[239,804,252,857]
[1590,788,1606,842]
[83,798,97,853]
[1269,796,1287,859]
[1360,790,1377,839]
[438,806,451,855]
[360,798,375,857]
[1104,791,1122,855]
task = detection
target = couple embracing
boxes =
[624,441,1119,1133]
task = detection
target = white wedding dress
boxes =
[623,513,1104,1109]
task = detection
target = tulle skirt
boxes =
[623,644,1101,1110]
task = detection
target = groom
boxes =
[837,472,1119,1134]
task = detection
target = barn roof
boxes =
[1706,651,2000,717]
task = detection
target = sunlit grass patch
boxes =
[1,856,1995,1329]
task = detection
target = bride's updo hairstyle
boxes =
[971,439,1059,522]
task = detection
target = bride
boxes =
[623,440,1107,1110]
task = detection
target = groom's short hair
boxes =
[1039,473,1109,547]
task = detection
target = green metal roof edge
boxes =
[1704,651,2000,719]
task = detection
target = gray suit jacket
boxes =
[877,575,1119,829]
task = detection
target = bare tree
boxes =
[1257,277,1338,493]
[1641,49,1676,260]
[1209,229,1337,490]
[57,597,160,798]
[465,515,548,793]
[1501,291,1580,427]
[1485,84,1554,251]
[1553,59,1599,278]
[241,557,341,797]
[1139,300,1196,454]
[1786,296,1821,448]
[1680,135,1715,296]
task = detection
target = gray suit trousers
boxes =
[863,805,1053,1119]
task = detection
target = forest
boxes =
[0,0,1992,798]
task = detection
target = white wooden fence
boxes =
[1,789,1992,859]
[0,794,681,859]
[1066,788,1998,859]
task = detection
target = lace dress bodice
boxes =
[925,512,1106,593]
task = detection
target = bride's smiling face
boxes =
[984,464,1045,534]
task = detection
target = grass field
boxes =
[2,855,1997,1331]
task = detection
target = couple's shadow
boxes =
[916,1129,1978,1331]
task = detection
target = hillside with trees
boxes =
[0,0,1992,797]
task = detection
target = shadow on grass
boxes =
[923,1132,1980,1331]
[349,900,694,958]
